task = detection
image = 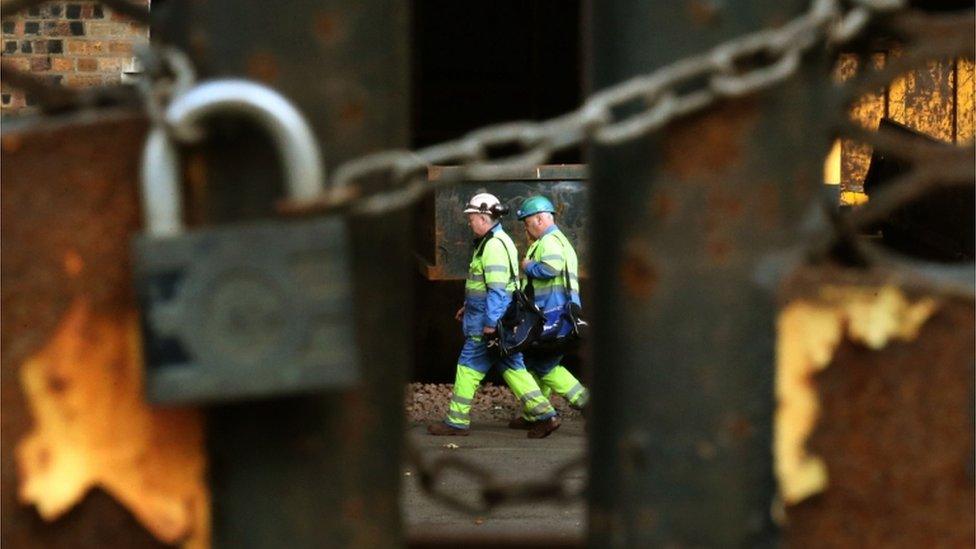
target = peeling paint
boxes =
[15,299,209,548]
[775,285,938,505]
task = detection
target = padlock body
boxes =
[132,217,359,404]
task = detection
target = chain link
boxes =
[278,0,910,216]
[405,438,586,515]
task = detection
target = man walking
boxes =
[509,195,590,429]
[428,192,561,439]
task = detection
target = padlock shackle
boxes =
[141,79,325,237]
[141,127,184,237]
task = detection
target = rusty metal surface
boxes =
[587,0,830,545]
[422,164,588,281]
[838,50,973,193]
[0,110,177,548]
[780,266,975,547]
[158,1,412,546]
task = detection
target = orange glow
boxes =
[16,299,209,548]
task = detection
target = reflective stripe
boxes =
[486,282,508,290]
[568,272,579,281]
[465,289,487,297]
[540,255,563,262]
[520,389,543,402]
[565,383,584,403]
[447,411,469,423]
[534,285,568,298]
[451,395,472,405]
[528,401,552,416]
[573,390,590,408]
[483,265,508,273]
[468,273,485,282]
[444,418,468,429]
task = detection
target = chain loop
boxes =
[289,0,925,215]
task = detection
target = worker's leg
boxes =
[429,337,489,435]
[520,353,560,421]
[539,365,589,409]
[444,364,486,429]
[500,353,557,422]
[532,372,552,399]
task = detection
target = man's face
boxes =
[523,214,542,240]
[467,213,492,237]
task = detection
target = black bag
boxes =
[527,301,588,355]
[490,287,543,359]
[484,237,543,359]
[526,232,588,355]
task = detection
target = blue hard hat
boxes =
[516,196,556,220]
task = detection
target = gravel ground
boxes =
[405,382,583,424]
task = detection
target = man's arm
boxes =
[522,236,564,280]
[482,238,512,329]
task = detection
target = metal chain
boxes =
[391,0,953,513]
[282,0,911,217]
[404,438,586,515]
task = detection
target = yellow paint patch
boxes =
[16,298,209,548]
[775,286,937,505]
[839,190,869,206]
[957,57,974,144]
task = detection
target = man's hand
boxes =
[521,258,532,271]
[454,306,465,322]
[482,326,496,335]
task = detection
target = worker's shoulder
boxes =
[483,233,513,253]
[540,230,567,251]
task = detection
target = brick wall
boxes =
[1,1,149,115]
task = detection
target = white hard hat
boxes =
[463,192,508,218]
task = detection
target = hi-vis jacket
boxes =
[462,223,520,337]
[522,224,581,314]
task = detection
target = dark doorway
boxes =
[409,1,584,382]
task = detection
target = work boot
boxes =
[427,422,469,436]
[527,416,561,439]
[507,416,536,430]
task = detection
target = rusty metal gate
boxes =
[1,0,973,547]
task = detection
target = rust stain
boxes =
[687,0,721,27]
[889,56,955,143]
[245,51,280,85]
[339,100,366,127]
[619,239,657,300]
[15,299,209,548]
[63,250,84,278]
[650,191,677,221]
[706,239,732,264]
[956,57,975,143]
[834,53,887,192]
[775,285,938,506]
[313,12,345,46]
[662,99,758,180]
[2,133,23,153]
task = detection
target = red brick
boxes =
[3,56,31,71]
[107,40,132,55]
[51,57,73,71]
[87,21,130,37]
[29,56,51,71]
[66,39,105,55]
[64,73,102,87]
[42,21,70,37]
[97,57,126,72]
[76,57,97,71]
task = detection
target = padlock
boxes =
[132,79,359,404]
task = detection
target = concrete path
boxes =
[402,420,587,543]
